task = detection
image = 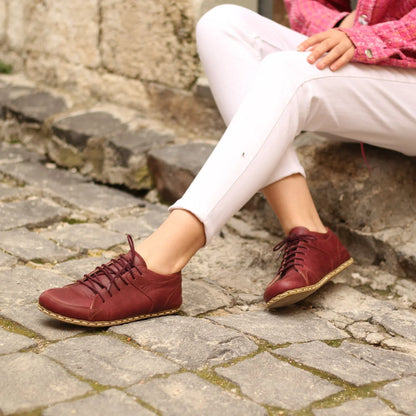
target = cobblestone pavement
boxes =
[0,140,415,416]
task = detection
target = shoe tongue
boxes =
[288,226,311,237]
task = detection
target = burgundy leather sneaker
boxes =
[264,227,353,309]
[38,235,182,327]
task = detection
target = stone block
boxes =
[303,143,416,233]
[0,265,71,309]
[106,206,167,238]
[24,56,150,112]
[0,85,34,118]
[339,341,416,377]
[1,303,85,340]
[148,142,214,203]
[0,352,91,414]
[79,126,174,190]
[372,309,416,342]
[52,111,127,149]
[382,337,416,357]
[42,335,180,387]
[6,90,68,123]
[0,182,32,201]
[298,141,416,276]
[0,159,143,216]
[128,373,267,416]
[181,278,233,316]
[110,315,258,370]
[184,230,275,297]
[43,389,155,416]
[109,128,174,166]
[5,0,26,50]
[25,0,100,67]
[377,376,416,416]
[216,352,342,410]
[0,197,70,231]
[0,0,6,41]
[101,0,198,89]
[312,397,400,416]
[307,283,395,321]
[41,223,125,252]
[0,250,18,267]
[90,72,150,110]
[276,341,398,386]
[209,309,348,345]
[0,228,74,263]
[0,328,36,354]
[54,255,114,280]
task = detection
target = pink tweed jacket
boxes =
[284,0,416,68]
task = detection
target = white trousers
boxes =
[170,5,416,243]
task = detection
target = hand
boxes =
[339,10,357,29]
[297,29,356,71]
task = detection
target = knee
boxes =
[196,4,248,42]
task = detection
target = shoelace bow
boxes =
[273,233,317,278]
[80,235,142,302]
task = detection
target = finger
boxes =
[306,38,338,63]
[297,33,325,51]
[329,47,355,71]
[315,43,349,69]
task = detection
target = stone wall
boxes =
[0,1,202,133]
[0,0,282,136]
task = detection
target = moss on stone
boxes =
[0,60,13,74]
[0,317,40,339]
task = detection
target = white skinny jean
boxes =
[170,5,416,243]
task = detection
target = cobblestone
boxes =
[377,377,416,415]
[0,353,91,414]
[43,389,155,416]
[111,315,258,370]
[0,136,414,415]
[0,197,70,230]
[216,352,342,410]
[0,228,74,262]
[1,303,85,340]
[210,309,348,344]
[0,266,71,308]
[42,335,180,387]
[41,223,125,252]
[127,372,267,416]
[312,397,400,416]
[0,327,36,354]
[373,309,416,342]
[276,341,399,386]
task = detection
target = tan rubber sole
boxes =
[266,257,354,309]
[37,304,181,327]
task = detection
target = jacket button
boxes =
[359,14,369,25]
[365,49,373,58]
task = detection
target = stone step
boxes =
[0,76,414,279]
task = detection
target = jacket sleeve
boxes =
[339,8,416,67]
[284,0,351,35]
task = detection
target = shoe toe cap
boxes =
[264,274,307,303]
[39,285,94,320]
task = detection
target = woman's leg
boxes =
[138,5,312,275]
[262,174,327,235]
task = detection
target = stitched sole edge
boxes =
[37,304,181,327]
[266,257,354,309]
